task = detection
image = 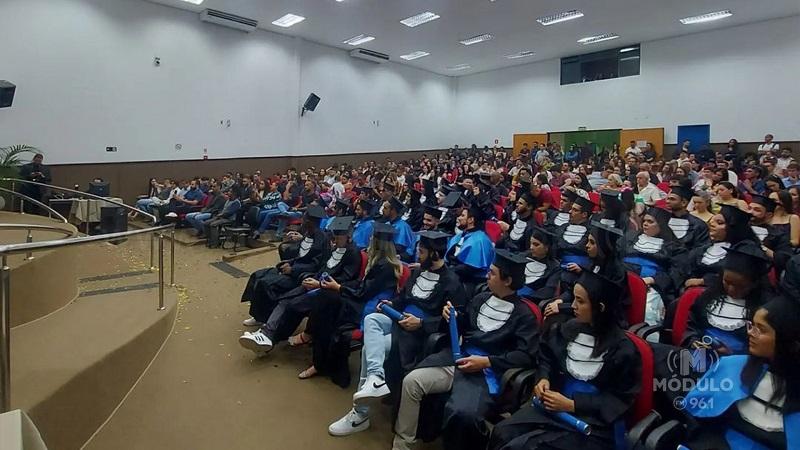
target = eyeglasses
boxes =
[745,320,763,337]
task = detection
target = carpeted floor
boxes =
[83,236,428,450]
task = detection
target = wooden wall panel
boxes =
[619,128,665,158]
[513,134,548,157]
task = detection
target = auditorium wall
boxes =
[0,0,456,164]
[453,15,800,146]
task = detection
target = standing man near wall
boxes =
[18,153,52,214]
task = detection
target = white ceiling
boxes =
[145,0,800,76]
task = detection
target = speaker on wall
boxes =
[301,93,321,116]
[0,81,15,109]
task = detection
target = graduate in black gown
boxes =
[239,205,329,327]
[237,216,362,354]
[402,187,425,232]
[298,222,402,387]
[666,186,711,250]
[517,227,561,303]
[682,204,759,291]
[392,249,539,450]
[545,188,576,231]
[749,194,793,273]
[497,192,537,252]
[680,298,800,450]
[489,271,642,450]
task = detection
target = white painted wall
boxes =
[454,15,800,145]
[0,0,455,164]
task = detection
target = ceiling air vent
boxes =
[349,48,390,64]
[200,9,258,32]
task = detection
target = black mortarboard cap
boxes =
[442,191,465,209]
[576,270,624,305]
[305,205,327,220]
[388,196,406,213]
[422,179,436,197]
[561,189,579,203]
[358,198,377,212]
[574,195,596,212]
[530,226,556,247]
[600,189,623,209]
[493,249,528,290]
[646,206,673,225]
[335,197,351,209]
[423,204,444,220]
[670,186,694,202]
[372,222,396,242]
[590,220,624,237]
[405,175,416,187]
[317,195,330,208]
[418,230,451,250]
[750,194,777,213]
[723,240,770,275]
[329,216,354,235]
[719,204,752,227]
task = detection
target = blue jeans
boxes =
[186,212,212,233]
[256,202,289,233]
[275,210,303,237]
[136,198,156,213]
[354,312,393,415]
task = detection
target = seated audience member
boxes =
[131,178,163,218]
[353,198,377,250]
[497,192,537,252]
[667,186,711,249]
[598,189,630,231]
[328,230,464,436]
[185,182,225,236]
[518,227,561,302]
[239,206,329,327]
[636,171,666,206]
[298,222,401,387]
[682,241,772,355]
[691,191,715,224]
[238,216,361,354]
[392,250,539,450]
[623,207,686,326]
[445,200,495,297]
[713,181,749,211]
[782,162,800,188]
[683,204,758,290]
[249,180,285,239]
[200,188,242,240]
[383,196,418,263]
[682,298,800,450]
[489,270,641,450]
[421,203,446,232]
[769,190,800,248]
[749,194,793,272]
[163,178,205,220]
[545,188,577,229]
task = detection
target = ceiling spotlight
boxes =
[680,10,733,25]
[536,10,584,26]
[459,34,493,46]
[577,33,619,45]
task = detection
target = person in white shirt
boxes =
[775,148,795,176]
[331,175,347,199]
[624,140,642,157]
[758,134,779,163]
[636,171,665,206]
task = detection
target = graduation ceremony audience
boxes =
[144,135,798,450]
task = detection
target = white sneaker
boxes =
[242,317,263,327]
[328,409,370,436]
[353,374,390,404]
[165,212,178,218]
[238,330,273,355]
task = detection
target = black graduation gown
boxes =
[518,257,561,303]
[669,212,710,250]
[553,222,591,306]
[755,222,793,273]
[544,209,571,232]
[490,321,641,450]
[497,214,536,252]
[623,232,687,308]
[240,228,329,322]
[682,241,732,288]
[681,290,756,352]
[416,291,540,450]
[385,265,466,391]
[264,244,362,342]
[309,259,399,387]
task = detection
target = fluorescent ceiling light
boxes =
[619,56,640,62]
[505,51,535,59]
[180,0,204,4]
[578,33,619,45]
[680,10,733,25]
[343,34,375,45]
[459,34,493,46]
[400,11,440,27]
[619,47,638,53]
[272,13,305,28]
[400,51,430,61]
[536,10,584,26]
[447,64,471,71]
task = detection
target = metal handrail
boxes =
[2,178,157,224]
[0,223,173,255]
[0,187,68,223]
[0,224,75,236]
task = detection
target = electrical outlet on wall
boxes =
[106,146,118,152]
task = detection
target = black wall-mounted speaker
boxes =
[0,81,15,108]
[303,93,321,112]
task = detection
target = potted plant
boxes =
[0,145,40,210]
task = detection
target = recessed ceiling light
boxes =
[505,51,535,59]
[536,10,584,26]
[180,0,204,4]
[577,33,619,45]
[447,64,471,71]
[680,10,733,25]
[619,47,638,53]
[343,34,376,46]
[272,13,305,28]
[400,51,431,61]
[459,34,493,46]
[400,11,440,27]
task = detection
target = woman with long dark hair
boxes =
[682,297,800,449]
[518,228,561,302]
[769,190,800,248]
[490,270,642,450]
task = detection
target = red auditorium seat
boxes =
[670,287,705,346]
[625,331,655,425]
[626,271,648,326]
[484,220,502,243]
